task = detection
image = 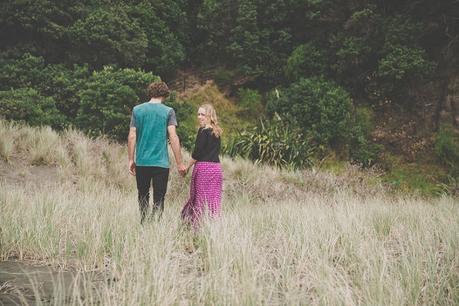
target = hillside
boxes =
[167,78,254,149]
[1,0,459,198]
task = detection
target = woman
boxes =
[181,104,223,227]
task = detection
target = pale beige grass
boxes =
[0,120,458,305]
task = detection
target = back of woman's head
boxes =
[201,104,223,137]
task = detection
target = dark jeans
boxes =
[135,166,169,223]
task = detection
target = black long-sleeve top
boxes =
[191,127,221,162]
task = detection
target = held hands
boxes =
[178,163,187,177]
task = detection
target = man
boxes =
[128,81,186,223]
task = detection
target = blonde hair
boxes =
[200,104,223,138]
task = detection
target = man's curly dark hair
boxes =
[147,81,170,99]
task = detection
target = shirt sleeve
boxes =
[168,109,178,126]
[191,128,207,160]
[129,112,136,128]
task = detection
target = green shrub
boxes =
[76,66,158,141]
[127,2,185,77]
[377,45,434,96]
[267,77,353,148]
[225,119,315,169]
[285,43,327,81]
[0,88,65,129]
[0,54,91,122]
[434,125,459,176]
[68,8,148,68]
[237,88,263,117]
[0,53,46,90]
[349,107,382,167]
[41,64,91,121]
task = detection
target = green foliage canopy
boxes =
[76,66,158,141]
[267,78,353,147]
[0,88,65,129]
[68,7,148,68]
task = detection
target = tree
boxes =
[0,88,65,129]
[285,42,328,81]
[76,66,158,141]
[0,53,90,121]
[267,77,353,147]
[0,0,88,62]
[68,7,148,68]
[127,2,185,77]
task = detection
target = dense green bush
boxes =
[127,2,185,77]
[225,119,315,169]
[376,45,434,96]
[435,125,459,176]
[237,88,263,117]
[348,107,382,167]
[0,88,65,129]
[267,77,353,148]
[0,54,47,90]
[40,64,91,120]
[68,8,148,68]
[0,54,90,121]
[76,66,158,141]
[285,43,327,81]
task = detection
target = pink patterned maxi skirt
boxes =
[181,161,223,226]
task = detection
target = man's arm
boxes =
[128,127,136,176]
[167,125,186,175]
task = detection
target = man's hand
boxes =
[128,127,136,176]
[129,160,136,176]
[168,125,186,177]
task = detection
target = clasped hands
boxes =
[178,163,188,177]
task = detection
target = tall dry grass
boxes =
[0,120,458,305]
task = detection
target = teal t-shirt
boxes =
[130,102,177,168]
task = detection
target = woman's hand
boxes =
[183,165,190,176]
[184,158,197,177]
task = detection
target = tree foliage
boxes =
[76,66,158,141]
[267,78,353,147]
[68,7,148,68]
[0,0,457,171]
[0,88,64,129]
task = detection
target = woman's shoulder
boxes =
[201,127,213,133]
[197,127,211,137]
[200,126,220,139]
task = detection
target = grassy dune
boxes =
[0,120,458,305]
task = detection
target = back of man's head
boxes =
[148,81,170,99]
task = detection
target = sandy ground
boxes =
[0,260,105,305]
[0,159,59,187]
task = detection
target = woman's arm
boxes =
[185,158,197,174]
